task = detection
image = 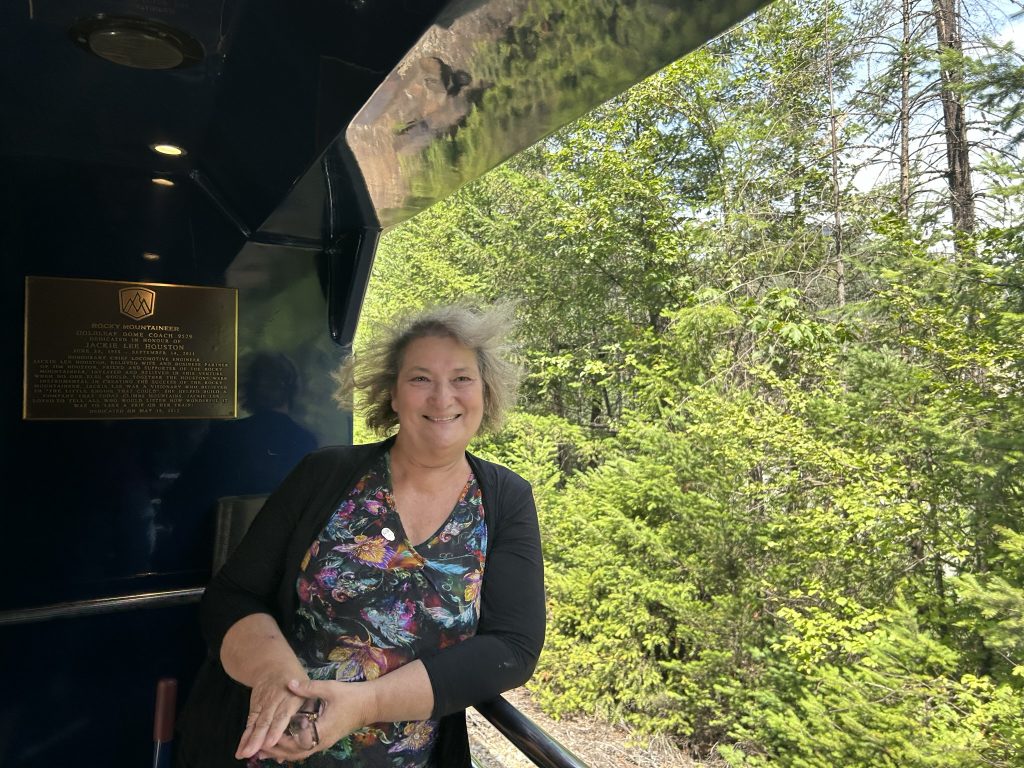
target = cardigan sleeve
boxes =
[420,465,546,717]
[198,450,319,655]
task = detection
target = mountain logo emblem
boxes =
[119,287,156,320]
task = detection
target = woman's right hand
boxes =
[253,678,377,763]
[234,670,310,759]
[218,614,311,760]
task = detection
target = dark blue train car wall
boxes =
[0,1,767,765]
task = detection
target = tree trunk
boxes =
[899,0,912,219]
[825,1,845,308]
[932,0,976,241]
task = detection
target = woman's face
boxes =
[391,335,484,457]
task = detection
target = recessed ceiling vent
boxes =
[71,15,203,70]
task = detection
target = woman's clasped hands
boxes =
[246,678,377,763]
[234,670,309,761]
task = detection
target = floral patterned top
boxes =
[285,452,486,767]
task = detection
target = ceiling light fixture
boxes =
[151,143,185,156]
[70,16,203,71]
[151,177,174,186]
[142,252,161,261]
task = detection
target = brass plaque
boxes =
[24,277,238,420]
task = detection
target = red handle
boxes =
[153,678,178,743]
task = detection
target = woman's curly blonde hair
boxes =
[336,302,520,436]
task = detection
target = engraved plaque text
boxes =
[24,277,237,420]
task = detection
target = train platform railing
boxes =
[473,696,590,768]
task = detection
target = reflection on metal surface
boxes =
[347,0,768,229]
[0,588,205,626]
[213,495,269,572]
[190,169,253,238]
[24,276,237,420]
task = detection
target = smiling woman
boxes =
[176,302,543,768]
[344,303,520,437]
[389,336,486,543]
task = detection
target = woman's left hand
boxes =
[255,678,377,762]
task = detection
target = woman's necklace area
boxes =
[387,449,471,547]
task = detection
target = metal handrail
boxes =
[0,587,204,625]
[473,695,590,768]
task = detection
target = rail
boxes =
[0,587,204,625]
[473,695,590,768]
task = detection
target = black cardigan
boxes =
[176,439,545,768]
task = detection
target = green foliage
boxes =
[954,526,1024,678]
[724,599,1024,768]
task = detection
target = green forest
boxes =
[354,0,1024,764]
